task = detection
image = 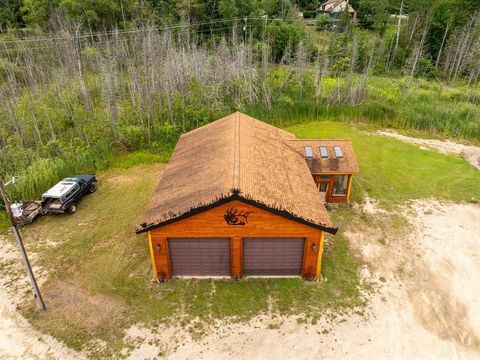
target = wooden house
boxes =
[316,0,357,18]
[136,112,359,280]
[289,139,359,203]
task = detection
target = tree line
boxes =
[0,0,479,201]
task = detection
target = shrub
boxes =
[266,20,307,62]
[316,13,332,31]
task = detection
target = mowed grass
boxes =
[288,121,480,208]
[0,211,8,234]
[12,122,480,356]
[18,161,361,357]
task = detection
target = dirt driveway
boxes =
[0,239,85,360]
[1,199,480,359]
[123,200,480,359]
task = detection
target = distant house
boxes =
[316,0,357,18]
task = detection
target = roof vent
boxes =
[320,146,328,158]
[304,146,313,158]
[334,146,343,158]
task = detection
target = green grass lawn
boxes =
[0,211,8,234]
[288,122,480,208]
[5,120,479,357]
[18,162,362,357]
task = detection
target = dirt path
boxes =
[0,237,85,360]
[377,130,480,170]
[123,199,480,359]
[2,199,480,359]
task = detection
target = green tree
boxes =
[21,0,60,28]
[428,0,453,61]
[358,0,390,34]
[266,20,305,61]
[337,8,353,33]
[0,0,24,29]
[218,0,238,19]
[315,13,332,31]
[260,0,292,18]
[59,0,137,29]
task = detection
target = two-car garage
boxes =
[137,113,338,281]
[168,237,305,277]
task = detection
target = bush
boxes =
[303,11,317,19]
[266,20,307,62]
[315,13,332,31]
[119,125,148,150]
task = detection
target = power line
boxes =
[0,16,267,45]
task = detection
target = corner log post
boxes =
[231,236,243,279]
[149,232,171,280]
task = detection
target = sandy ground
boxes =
[377,130,480,170]
[1,163,480,359]
[0,238,86,360]
[120,199,480,360]
[1,199,480,359]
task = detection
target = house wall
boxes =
[313,174,353,203]
[148,199,325,281]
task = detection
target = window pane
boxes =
[319,183,328,192]
[320,146,328,158]
[333,175,348,195]
[304,146,313,158]
[334,146,343,158]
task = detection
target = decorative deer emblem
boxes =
[224,208,250,225]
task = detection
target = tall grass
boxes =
[2,70,480,205]
[3,147,170,203]
[247,75,480,141]
[6,144,111,202]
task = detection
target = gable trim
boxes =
[136,191,338,235]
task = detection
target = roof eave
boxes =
[136,195,338,235]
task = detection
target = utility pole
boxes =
[243,17,248,44]
[0,179,46,311]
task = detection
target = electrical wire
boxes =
[0,16,268,45]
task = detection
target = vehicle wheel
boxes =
[89,183,97,193]
[67,203,77,215]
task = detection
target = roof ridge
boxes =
[233,112,241,189]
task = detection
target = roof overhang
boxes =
[136,192,338,235]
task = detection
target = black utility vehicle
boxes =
[41,174,97,214]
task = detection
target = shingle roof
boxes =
[288,139,359,174]
[136,112,337,234]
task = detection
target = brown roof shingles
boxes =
[137,112,337,234]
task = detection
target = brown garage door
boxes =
[168,238,231,276]
[243,238,305,276]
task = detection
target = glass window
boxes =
[304,146,313,158]
[319,183,328,192]
[332,175,348,196]
[320,146,328,158]
[334,146,343,158]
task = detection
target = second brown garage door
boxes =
[168,238,231,276]
[243,238,305,276]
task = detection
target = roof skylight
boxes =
[334,146,343,158]
[320,146,328,158]
[304,146,313,158]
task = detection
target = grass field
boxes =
[289,122,480,208]
[17,161,363,357]
[248,75,480,143]
[4,121,479,357]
